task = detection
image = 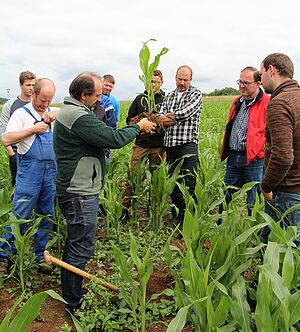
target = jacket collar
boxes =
[63,96,91,112]
[271,79,300,99]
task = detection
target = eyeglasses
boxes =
[236,80,257,86]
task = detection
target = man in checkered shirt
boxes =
[159,65,202,225]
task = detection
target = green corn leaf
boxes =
[166,304,190,332]
[0,291,25,331]
[71,313,87,332]
[234,221,269,246]
[129,231,141,268]
[269,220,289,243]
[212,295,229,327]
[182,249,202,299]
[262,265,290,302]
[112,246,132,283]
[264,242,279,273]
[286,226,297,243]
[167,298,208,332]
[255,272,273,331]
[229,277,251,332]
[150,288,174,300]
[139,42,150,76]
[9,290,65,331]
[288,290,300,325]
[0,203,14,217]
[182,209,195,246]
[282,245,294,289]
[281,202,300,220]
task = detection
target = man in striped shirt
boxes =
[160,65,202,225]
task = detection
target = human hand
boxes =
[262,189,273,201]
[137,117,156,134]
[32,121,49,134]
[157,113,176,127]
[43,109,59,124]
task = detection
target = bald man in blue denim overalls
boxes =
[0,78,58,274]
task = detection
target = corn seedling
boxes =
[113,230,153,332]
[128,158,149,222]
[148,159,182,230]
[255,241,300,331]
[139,38,168,113]
[100,177,123,243]
[9,213,41,291]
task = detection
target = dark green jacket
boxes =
[53,97,140,196]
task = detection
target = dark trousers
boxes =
[9,146,18,186]
[58,194,99,310]
[166,143,198,221]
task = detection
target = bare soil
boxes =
[0,260,193,331]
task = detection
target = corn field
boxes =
[0,97,300,332]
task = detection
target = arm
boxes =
[126,95,143,124]
[175,89,202,122]
[102,96,116,129]
[0,99,14,137]
[261,100,294,193]
[2,121,50,146]
[157,113,176,127]
[0,99,17,155]
[71,114,155,149]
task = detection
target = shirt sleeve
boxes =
[175,89,202,123]
[72,114,140,149]
[126,96,141,124]
[5,109,27,133]
[0,99,14,137]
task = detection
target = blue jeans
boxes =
[166,143,198,221]
[259,191,300,245]
[224,153,263,214]
[58,194,99,310]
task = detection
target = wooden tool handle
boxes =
[44,251,118,292]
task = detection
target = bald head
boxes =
[32,78,56,113]
[176,65,193,92]
[34,78,55,95]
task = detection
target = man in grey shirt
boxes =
[0,71,36,185]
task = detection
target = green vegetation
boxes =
[138,38,168,112]
[0,98,8,105]
[0,97,299,331]
[203,86,240,96]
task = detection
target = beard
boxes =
[263,86,273,94]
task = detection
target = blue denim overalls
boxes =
[0,106,56,261]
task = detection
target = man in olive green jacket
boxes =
[53,72,155,316]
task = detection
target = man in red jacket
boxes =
[220,66,270,215]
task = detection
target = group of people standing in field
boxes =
[0,52,299,317]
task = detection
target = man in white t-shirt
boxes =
[0,78,58,275]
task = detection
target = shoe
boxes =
[64,308,74,322]
[37,259,53,275]
[64,305,80,321]
[0,258,10,275]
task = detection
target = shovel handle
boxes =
[44,251,118,292]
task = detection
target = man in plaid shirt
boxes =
[159,65,202,225]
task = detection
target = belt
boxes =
[230,150,246,155]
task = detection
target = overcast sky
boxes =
[1,0,299,102]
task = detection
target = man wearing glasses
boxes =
[220,66,270,215]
